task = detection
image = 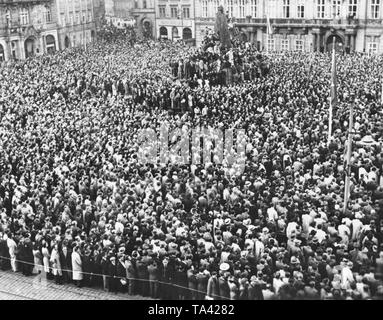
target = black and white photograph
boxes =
[0,0,382,311]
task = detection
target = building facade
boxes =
[93,0,106,31]
[194,0,383,54]
[132,0,156,38]
[105,0,135,29]
[155,0,196,44]
[105,0,155,38]
[55,0,97,50]
[113,0,135,18]
[0,0,59,61]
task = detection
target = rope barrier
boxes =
[0,254,231,300]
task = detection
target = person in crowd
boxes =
[147,259,160,298]
[100,252,110,292]
[50,243,62,284]
[7,234,17,272]
[59,241,72,284]
[116,253,128,293]
[107,256,118,293]
[41,241,51,279]
[71,246,83,287]
[207,271,220,299]
[125,255,137,296]
[0,232,11,271]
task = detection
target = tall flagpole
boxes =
[343,100,354,212]
[381,79,383,105]
[328,37,336,146]
[266,14,272,53]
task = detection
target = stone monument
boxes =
[214,6,232,49]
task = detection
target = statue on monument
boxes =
[214,6,232,49]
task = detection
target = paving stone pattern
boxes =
[0,271,152,300]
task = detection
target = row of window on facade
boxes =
[59,11,94,26]
[158,5,191,19]
[58,0,93,11]
[197,0,381,19]
[266,38,305,51]
[315,0,380,18]
[5,7,52,26]
[266,37,379,54]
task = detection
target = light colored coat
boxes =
[71,251,83,281]
[42,247,50,273]
[50,248,62,276]
[33,249,43,273]
[7,238,17,257]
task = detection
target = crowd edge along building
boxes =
[105,0,155,38]
[155,0,196,45]
[93,0,106,32]
[105,0,135,30]
[194,0,383,54]
[131,0,156,38]
[55,0,97,50]
[0,0,59,62]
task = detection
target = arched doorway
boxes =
[46,35,56,54]
[326,34,344,52]
[64,36,71,48]
[172,27,179,41]
[182,28,192,40]
[0,44,4,62]
[25,37,36,58]
[160,26,168,39]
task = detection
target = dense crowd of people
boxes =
[169,33,269,87]
[0,31,383,300]
[97,21,137,44]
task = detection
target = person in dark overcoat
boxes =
[107,256,118,293]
